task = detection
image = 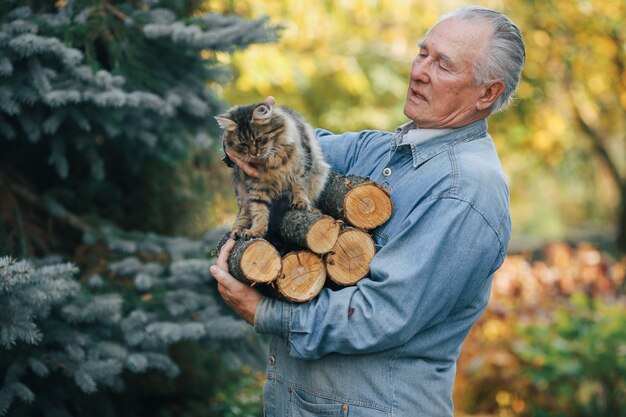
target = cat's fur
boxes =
[215,102,330,240]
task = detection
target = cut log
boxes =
[275,251,326,302]
[215,232,231,256]
[279,209,342,254]
[317,172,393,230]
[325,227,376,286]
[215,233,282,285]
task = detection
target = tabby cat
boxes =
[215,102,330,240]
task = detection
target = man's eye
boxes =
[439,63,449,71]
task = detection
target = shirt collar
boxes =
[396,121,454,146]
[393,119,489,168]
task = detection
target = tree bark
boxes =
[568,85,626,254]
[275,250,326,302]
[618,184,626,270]
[215,233,282,285]
[324,227,375,286]
[317,172,393,230]
[279,209,342,254]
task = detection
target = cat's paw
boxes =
[230,226,247,240]
[240,229,264,239]
[290,199,312,211]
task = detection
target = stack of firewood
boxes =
[216,173,393,302]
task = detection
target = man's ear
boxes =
[477,80,505,111]
[215,115,237,132]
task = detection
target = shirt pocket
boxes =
[290,388,391,417]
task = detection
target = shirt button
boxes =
[382,167,392,176]
[268,355,276,365]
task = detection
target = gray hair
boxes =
[437,6,526,113]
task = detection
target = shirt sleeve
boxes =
[314,128,381,175]
[254,196,504,360]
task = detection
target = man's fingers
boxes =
[217,282,230,298]
[263,96,276,105]
[210,264,242,292]
[217,238,236,270]
[225,149,260,177]
[210,263,262,325]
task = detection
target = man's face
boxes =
[403,18,493,129]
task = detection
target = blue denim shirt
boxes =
[254,118,511,417]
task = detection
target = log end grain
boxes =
[344,183,393,230]
[306,215,342,254]
[238,239,282,283]
[279,209,340,255]
[325,227,376,286]
[276,251,326,302]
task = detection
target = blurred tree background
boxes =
[1,0,625,416]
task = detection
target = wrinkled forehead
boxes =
[422,18,492,64]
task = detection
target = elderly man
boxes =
[210,5,525,417]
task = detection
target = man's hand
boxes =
[225,149,262,177]
[210,238,263,325]
[224,96,276,178]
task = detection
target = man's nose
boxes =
[410,58,430,83]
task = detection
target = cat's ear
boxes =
[252,103,273,121]
[214,115,237,132]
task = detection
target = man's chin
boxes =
[403,104,421,122]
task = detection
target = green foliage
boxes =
[0,0,278,255]
[0,2,276,415]
[210,366,264,417]
[0,228,265,417]
[493,0,626,250]
[454,242,626,416]
[107,341,264,417]
[514,293,626,417]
